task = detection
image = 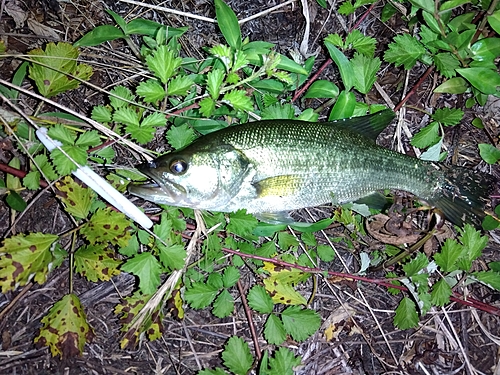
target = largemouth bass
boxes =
[129,109,495,227]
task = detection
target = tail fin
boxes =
[428,165,496,228]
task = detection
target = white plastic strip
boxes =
[36,128,153,229]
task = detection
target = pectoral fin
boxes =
[253,175,303,198]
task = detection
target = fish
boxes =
[128,109,495,228]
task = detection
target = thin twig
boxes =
[236,279,261,360]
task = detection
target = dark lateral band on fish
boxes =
[128,109,496,228]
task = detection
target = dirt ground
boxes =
[1,0,500,374]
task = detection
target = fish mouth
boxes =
[128,163,187,204]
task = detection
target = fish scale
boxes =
[129,110,495,227]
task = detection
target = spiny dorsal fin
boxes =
[325,109,395,140]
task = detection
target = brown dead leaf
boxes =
[4,1,28,28]
[366,214,421,245]
[27,18,60,40]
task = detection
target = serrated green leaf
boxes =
[479,143,500,164]
[80,208,131,247]
[338,1,356,15]
[324,41,354,91]
[410,121,440,148]
[431,278,452,306]
[458,224,488,262]
[166,123,196,150]
[264,314,287,345]
[109,86,134,109]
[227,209,259,237]
[142,112,167,128]
[222,90,253,112]
[473,270,500,290]
[199,97,216,117]
[384,34,426,70]
[434,238,464,273]
[47,124,76,145]
[212,289,234,318]
[74,244,121,282]
[51,145,88,175]
[146,45,182,84]
[261,103,295,120]
[56,176,94,219]
[394,297,419,329]
[198,368,227,375]
[281,306,321,342]
[221,336,252,375]
[121,252,161,294]
[317,245,335,262]
[75,130,101,149]
[432,108,463,126]
[214,0,242,50]
[167,75,194,96]
[126,123,155,144]
[136,80,166,103]
[113,106,140,127]
[352,53,381,94]
[207,69,225,99]
[403,252,429,277]
[433,53,460,79]
[158,244,186,271]
[222,266,240,288]
[268,347,302,375]
[91,105,112,123]
[248,285,274,313]
[346,30,377,56]
[23,171,41,190]
[28,42,93,97]
[185,282,219,309]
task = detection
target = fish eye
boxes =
[169,159,188,175]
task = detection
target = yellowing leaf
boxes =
[28,42,93,97]
[263,277,307,305]
[74,245,121,282]
[34,294,94,358]
[0,232,60,293]
[262,261,310,284]
[80,208,131,247]
[56,176,95,219]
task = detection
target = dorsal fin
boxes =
[326,109,395,140]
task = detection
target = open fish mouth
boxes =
[128,178,186,204]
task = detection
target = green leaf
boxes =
[91,105,112,124]
[479,143,500,164]
[199,97,216,117]
[184,282,219,309]
[158,244,186,271]
[113,106,140,127]
[431,278,452,306]
[439,0,470,11]
[434,77,469,94]
[47,124,76,145]
[207,69,225,99]
[142,112,167,128]
[458,224,488,262]
[214,0,242,50]
[456,67,500,95]
[473,270,500,291]
[338,1,356,15]
[74,25,125,47]
[432,108,463,126]
[51,145,88,175]
[222,266,240,288]
[126,123,155,144]
[434,238,464,272]
[222,90,253,112]
[264,314,287,345]
[146,45,182,84]
[261,103,295,120]
[410,121,440,148]
[28,42,93,97]
[75,130,101,149]
[394,297,419,329]
[136,80,166,103]
[317,245,335,262]
[212,289,234,318]
[346,30,377,56]
[268,347,302,375]
[74,245,121,282]
[248,285,274,314]
[324,41,355,91]
[304,80,339,98]
[166,123,196,150]
[168,75,194,96]
[227,209,259,236]
[488,10,500,34]
[198,369,227,375]
[121,253,161,294]
[56,176,94,219]
[208,273,224,289]
[6,191,26,212]
[403,252,429,277]
[352,53,381,94]
[384,34,426,70]
[221,337,253,374]
[470,38,500,62]
[109,86,134,109]
[433,53,460,79]
[281,306,321,342]
[329,90,356,120]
